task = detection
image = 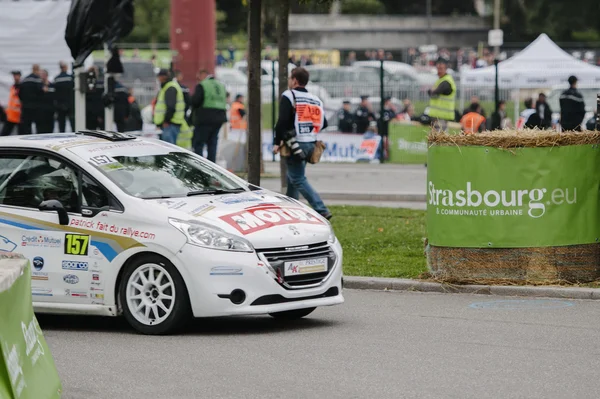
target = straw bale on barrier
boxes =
[428,129,600,148]
[426,244,600,283]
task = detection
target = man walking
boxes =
[1,71,23,136]
[153,69,187,144]
[191,69,227,162]
[427,57,456,132]
[54,61,74,132]
[19,64,45,134]
[560,75,586,131]
[273,67,332,220]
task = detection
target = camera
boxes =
[283,129,305,160]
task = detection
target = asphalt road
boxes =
[41,290,600,399]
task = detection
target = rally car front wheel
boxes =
[120,255,190,335]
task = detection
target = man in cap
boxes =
[427,56,456,132]
[54,61,74,132]
[153,69,187,144]
[337,100,354,133]
[559,75,586,131]
[19,64,45,134]
[1,71,24,136]
[354,95,375,134]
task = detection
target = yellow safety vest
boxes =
[153,81,192,149]
[429,74,456,121]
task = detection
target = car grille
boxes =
[257,241,336,289]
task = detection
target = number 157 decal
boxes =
[64,234,90,256]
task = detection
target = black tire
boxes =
[269,307,316,320]
[119,254,191,335]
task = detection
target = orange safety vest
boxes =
[230,101,247,130]
[6,85,21,123]
[460,112,486,134]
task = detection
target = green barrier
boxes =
[387,123,429,164]
[0,254,62,399]
[427,145,600,248]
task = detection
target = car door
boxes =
[0,151,92,304]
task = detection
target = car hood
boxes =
[146,190,331,249]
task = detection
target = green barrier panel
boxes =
[427,144,600,248]
[387,123,429,164]
[0,254,62,399]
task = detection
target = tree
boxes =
[128,0,170,47]
[277,0,291,192]
[340,0,384,14]
[246,0,262,186]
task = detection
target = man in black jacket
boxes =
[113,81,130,132]
[354,95,375,134]
[38,69,56,133]
[86,67,105,130]
[337,100,354,133]
[536,93,552,129]
[19,64,44,135]
[560,76,586,131]
[54,61,74,132]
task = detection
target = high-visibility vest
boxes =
[230,101,247,129]
[281,89,325,143]
[153,81,192,149]
[200,78,227,110]
[6,85,21,123]
[460,112,486,134]
[428,74,456,121]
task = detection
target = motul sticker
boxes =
[220,206,324,234]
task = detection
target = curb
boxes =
[343,276,600,300]
[319,192,426,202]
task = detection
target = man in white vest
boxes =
[273,67,332,220]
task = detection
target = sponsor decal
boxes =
[220,205,324,235]
[219,194,262,205]
[210,266,243,276]
[63,274,79,285]
[86,141,151,153]
[65,289,87,298]
[2,342,25,396]
[21,133,77,140]
[31,274,48,281]
[284,258,328,276]
[62,260,89,271]
[155,199,187,210]
[190,204,216,217]
[32,256,44,271]
[428,181,577,219]
[32,288,53,297]
[289,225,300,235]
[91,293,104,299]
[69,219,157,240]
[0,235,17,252]
[64,233,90,255]
[92,273,100,281]
[21,318,45,366]
[21,234,61,248]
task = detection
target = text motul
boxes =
[221,206,323,234]
[428,181,577,218]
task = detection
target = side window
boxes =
[81,174,111,209]
[0,154,79,212]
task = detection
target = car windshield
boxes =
[92,152,247,199]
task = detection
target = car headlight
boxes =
[328,224,337,244]
[169,218,254,252]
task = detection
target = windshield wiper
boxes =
[187,188,246,197]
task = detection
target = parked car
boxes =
[0,131,344,334]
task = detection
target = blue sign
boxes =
[33,256,44,271]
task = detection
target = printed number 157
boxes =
[65,234,89,256]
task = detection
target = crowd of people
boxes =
[0,62,144,136]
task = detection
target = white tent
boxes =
[461,34,600,88]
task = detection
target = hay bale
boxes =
[427,244,600,283]
[429,129,600,148]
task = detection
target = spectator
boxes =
[516,98,541,130]
[559,75,586,131]
[150,55,157,68]
[174,70,191,123]
[216,51,227,66]
[386,52,393,61]
[54,61,74,132]
[132,48,140,60]
[113,80,130,133]
[401,98,412,113]
[354,95,375,134]
[86,66,104,130]
[191,69,228,162]
[427,57,456,132]
[378,96,396,138]
[345,51,356,66]
[463,95,486,118]
[289,54,298,66]
[1,71,23,136]
[153,69,186,144]
[460,103,486,134]
[397,105,415,122]
[19,64,44,135]
[586,109,597,131]
[377,49,385,60]
[536,93,552,129]
[38,69,55,133]
[299,55,312,67]
[124,89,143,132]
[489,100,507,130]
[229,94,247,130]
[337,100,354,133]
[407,48,418,66]
[228,45,236,62]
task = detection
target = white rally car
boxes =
[0,131,343,334]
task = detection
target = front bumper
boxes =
[175,240,344,317]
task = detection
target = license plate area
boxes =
[284,257,328,277]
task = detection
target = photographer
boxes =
[273,67,332,220]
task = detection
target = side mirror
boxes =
[38,200,69,226]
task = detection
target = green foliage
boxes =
[126,0,170,44]
[340,0,385,14]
